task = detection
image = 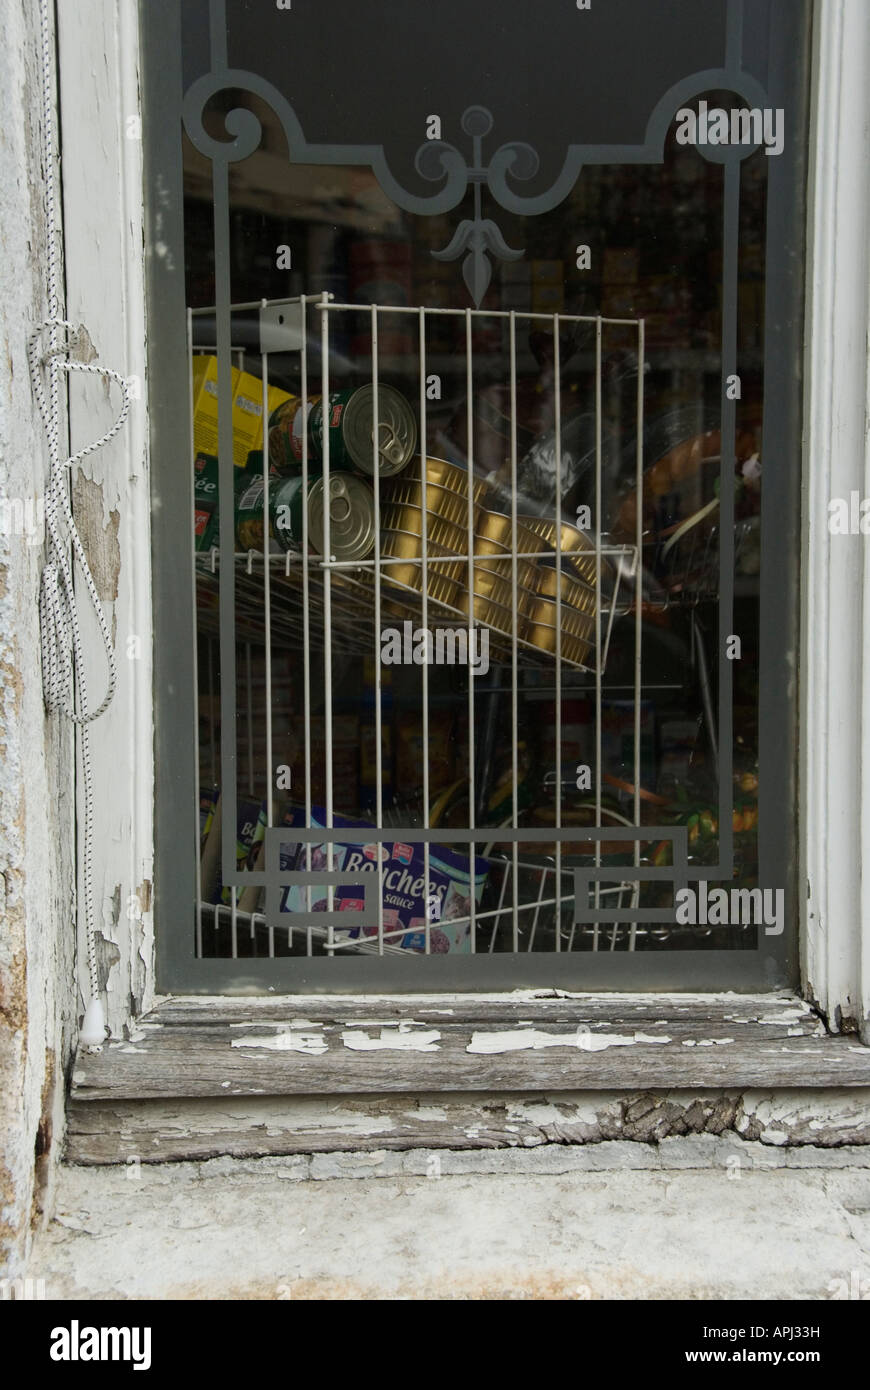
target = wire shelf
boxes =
[193,293,655,962]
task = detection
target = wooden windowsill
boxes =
[71,991,870,1102]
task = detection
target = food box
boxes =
[192,355,293,469]
[199,793,267,906]
[278,807,489,953]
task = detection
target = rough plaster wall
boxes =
[0,3,76,1278]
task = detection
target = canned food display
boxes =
[518,513,612,590]
[313,385,417,477]
[236,470,377,562]
[274,472,377,561]
[380,528,467,592]
[475,509,546,558]
[235,472,277,553]
[522,594,595,643]
[399,455,487,501]
[382,476,479,530]
[534,561,597,615]
[195,364,611,673]
[267,395,321,474]
[381,504,472,555]
[268,384,417,479]
[198,455,264,553]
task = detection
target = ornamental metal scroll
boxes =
[183,0,768,306]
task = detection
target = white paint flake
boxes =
[756,1008,812,1025]
[465,1030,671,1054]
[231,1032,328,1055]
[341,1027,441,1052]
[230,1019,323,1030]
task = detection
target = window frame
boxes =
[57,0,870,1047]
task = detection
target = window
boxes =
[144,0,810,993]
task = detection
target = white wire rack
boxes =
[191,294,650,962]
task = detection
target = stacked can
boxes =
[236,470,377,563]
[268,384,417,479]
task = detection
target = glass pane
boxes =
[146,0,808,985]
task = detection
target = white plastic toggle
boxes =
[79,998,107,1048]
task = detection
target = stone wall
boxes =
[0,0,76,1278]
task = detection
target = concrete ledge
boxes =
[27,1146,870,1300]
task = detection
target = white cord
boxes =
[29,0,131,1048]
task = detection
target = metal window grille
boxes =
[190,294,686,964]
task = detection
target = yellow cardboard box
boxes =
[192,355,293,468]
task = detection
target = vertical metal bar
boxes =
[594,316,603,952]
[553,315,563,951]
[320,294,335,951]
[489,858,510,952]
[631,319,645,951]
[528,863,549,951]
[300,298,313,951]
[509,311,519,952]
[189,308,203,959]
[465,308,476,952]
[212,161,239,931]
[371,304,385,957]
[419,308,431,955]
[261,351,273,826]
[717,158,739,878]
[207,637,216,787]
[245,642,254,795]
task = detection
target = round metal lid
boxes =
[342,384,418,477]
[310,472,376,562]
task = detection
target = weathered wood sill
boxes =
[72,991,870,1099]
[65,992,870,1164]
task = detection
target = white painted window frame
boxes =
[800,0,870,1040]
[56,0,870,1043]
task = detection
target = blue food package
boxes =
[277,807,489,953]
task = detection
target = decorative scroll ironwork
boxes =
[183,0,768,307]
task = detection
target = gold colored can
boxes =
[402,455,487,501]
[455,592,519,640]
[523,617,591,668]
[535,563,597,615]
[379,564,464,617]
[472,537,540,593]
[475,509,546,558]
[381,476,480,530]
[423,569,464,610]
[380,529,467,592]
[381,503,472,555]
[523,594,595,643]
[517,583,547,620]
[518,514,610,589]
[459,563,516,611]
